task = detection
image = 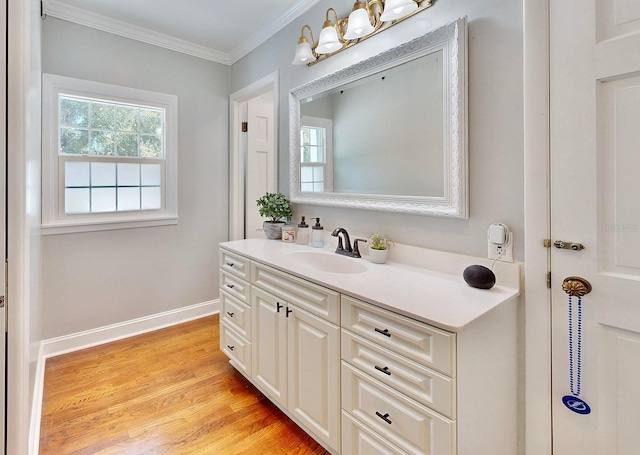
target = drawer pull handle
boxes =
[277,302,283,313]
[227,345,235,351]
[375,411,392,425]
[226,262,234,267]
[374,327,391,337]
[375,365,391,376]
[226,284,235,289]
[286,307,293,318]
[227,311,235,318]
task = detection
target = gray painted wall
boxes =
[231,0,524,261]
[41,18,230,339]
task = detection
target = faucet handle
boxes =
[353,239,367,258]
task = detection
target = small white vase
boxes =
[368,247,388,264]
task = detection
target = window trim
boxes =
[42,73,178,235]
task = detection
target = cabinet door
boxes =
[287,305,341,452]
[252,286,287,407]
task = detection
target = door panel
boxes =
[551,0,640,453]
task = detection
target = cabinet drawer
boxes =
[219,249,252,282]
[342,411,408,455]
[342,362,456,455]
[342,331,456,419]
[342,295,456,376]
[252,262,340,324]
[220,321,251,376]
[220,290,251,341]
[220,270,251,305]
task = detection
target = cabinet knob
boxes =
[277,302,283,312]
[226,262,234,267]
[375,411,392,424]
[227,311,235,318]
[374,327,391,337]
[226,284,235,289]
[286,307,293,318]
[227,345,235,351]
[375,365,391,376]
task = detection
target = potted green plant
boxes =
[256,192,293,240]
[367,233,391,264]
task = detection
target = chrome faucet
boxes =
[331,227,367,258]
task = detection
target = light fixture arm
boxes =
[299,24,316,47]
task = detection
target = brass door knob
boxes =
[562,276,592,297]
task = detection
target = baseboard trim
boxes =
[29,300,219,454]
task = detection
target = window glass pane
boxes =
[117,163,141,186]
[301,182,314,192]
[116,106,138,132]
[139,109,163,135]
[60,98,89,127]
[141,164,161,186]
[92,188,116,212]
[313,182,324,192]
[140,135,162,158]
[65,162,90,187]
[117,187,141,211]
[116,133,139,157]
[60,128,90,155]
[90,131,115,155]
[141,187,161,210]
[91,162,116,187]
[301,166,313,182]
[91,103,116,130]
[313,167,324,182]
[65,188,90,214]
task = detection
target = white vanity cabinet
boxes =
[219,240,520,455]
[250,260,341,452]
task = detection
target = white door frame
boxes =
[229,71,279,240]
[524,0,553,454]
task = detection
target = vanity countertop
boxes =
[219,238,521,332]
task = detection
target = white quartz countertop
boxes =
[219,238,521,332]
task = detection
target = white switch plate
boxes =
[488,232,514,262]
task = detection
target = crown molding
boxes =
[44,0,322,66]
[43,0,231,65]
[228,0,322,64]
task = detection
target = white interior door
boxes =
[245,91,275,239]
[550,1,640,453]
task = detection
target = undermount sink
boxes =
[285,251,368,274]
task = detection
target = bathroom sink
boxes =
[284,251,368,274]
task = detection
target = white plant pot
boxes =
[368,247,388,264]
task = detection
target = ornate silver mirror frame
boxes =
[289,17,468,217]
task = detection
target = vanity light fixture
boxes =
[292,0,433,66]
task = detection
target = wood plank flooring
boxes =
[39,315,329,454]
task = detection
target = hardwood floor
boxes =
[40,315,330,454]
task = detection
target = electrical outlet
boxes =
[488,231,514,262]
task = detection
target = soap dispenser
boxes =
[296,216,310,245]
[311,218,324,248]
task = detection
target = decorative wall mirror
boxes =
[289,17,468,217]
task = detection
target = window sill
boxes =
[41,215,178,235]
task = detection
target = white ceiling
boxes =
[42,0,322,65]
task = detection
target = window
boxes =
[300,116,333,192]
[42,74,178,234]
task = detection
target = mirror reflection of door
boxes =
[550,1,640,452]
[244,91,275,239]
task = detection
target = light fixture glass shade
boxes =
[344,6,374,40]
[292,39,315,64]
[315,24,341,54]
[380,0,417,22]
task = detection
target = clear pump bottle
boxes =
[311,218,324,248]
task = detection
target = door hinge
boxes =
[547,271,552,289]
[241,122,248,133]
[543,239,551,248]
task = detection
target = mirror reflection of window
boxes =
[300,116,333,192]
